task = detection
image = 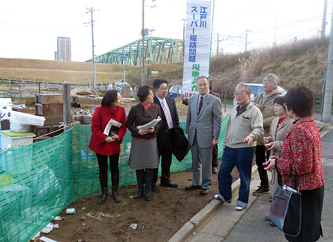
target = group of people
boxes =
[214,74,325,242]
[89,78,186,203]
[89,73,325,242]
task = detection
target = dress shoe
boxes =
[253,186,270,196]
[269,221,276,227]
[161,181,178,188]
[200,189,210,195]
[185,185,202,191]
[151,184,157,191]
[212,166,218,174]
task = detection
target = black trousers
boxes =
[212,144,218,167]
[153,129,174,184]
[285,185,324,242]
[255,145,269,189]
[96,153,119,174]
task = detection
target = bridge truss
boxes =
[86,37,183,65]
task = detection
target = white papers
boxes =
[103,119,122,136]
[136,117,161,130]
[40,236,59,242]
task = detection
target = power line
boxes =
[214,2,271,22]
[247,14,329,36]
[0,22,83,29]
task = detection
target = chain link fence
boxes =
[1,73,330,112]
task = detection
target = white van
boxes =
[233,83,286,105]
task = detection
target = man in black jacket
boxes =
[152,78,180,189]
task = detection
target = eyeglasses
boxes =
[197,84,208,87]
[263,80,272,84]
[159,87,168,91]
[234,91,246,96]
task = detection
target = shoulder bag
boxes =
[269,161,302,237]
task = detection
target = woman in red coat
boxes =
[266,86,325,242]
[89,90,127,204]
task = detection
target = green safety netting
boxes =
[0,117,229,242]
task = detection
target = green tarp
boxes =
[0,117,228,241]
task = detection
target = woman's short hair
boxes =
[235,82,251,95]
[285,86,314,117]
[101,89,119,107]
[274,96,286,111]
[137,85,153,102]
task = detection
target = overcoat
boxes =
[89,105,127,156]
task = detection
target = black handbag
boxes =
[269,161,302,237]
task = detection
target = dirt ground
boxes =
[32,98,238,242]
[34,163,240,242]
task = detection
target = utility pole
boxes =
[182,19,186,63]
[216,33,219,54]
[321,0,328,37]
[323,3,333,122]
[245,30,250,51]
[86,7,96,89]
[274,20,277,46]
[142,0,145,86]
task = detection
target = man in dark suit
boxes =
[152,78,180,189]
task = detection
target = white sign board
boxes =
[182,0,213,98]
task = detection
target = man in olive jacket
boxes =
[252,73,283,196]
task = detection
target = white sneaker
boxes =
[235,205,247,211]
[213,194,231,203]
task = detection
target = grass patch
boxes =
[307,58,318,66]
[12,97,35,106]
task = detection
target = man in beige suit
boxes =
[185,76,222,195]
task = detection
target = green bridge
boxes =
[86,37,183,65]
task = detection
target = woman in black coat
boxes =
[126,86,162,201]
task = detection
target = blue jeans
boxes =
[218,146,255,207]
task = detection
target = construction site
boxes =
[0,35,333,241]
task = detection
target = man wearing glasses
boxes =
[180,82,221,174]
[185,76,222,195]
[215,82,263,211]
[252,73,283,196]
[152,78,180,189]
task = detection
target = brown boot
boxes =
[98,173,108,204]
[112,171,121,202]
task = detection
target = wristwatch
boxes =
[117,137,121,142]
[214,136,219,140]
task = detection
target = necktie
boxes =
[161,100,173,129]
[198,96,203,115]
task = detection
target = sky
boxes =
[0,0,331,62]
